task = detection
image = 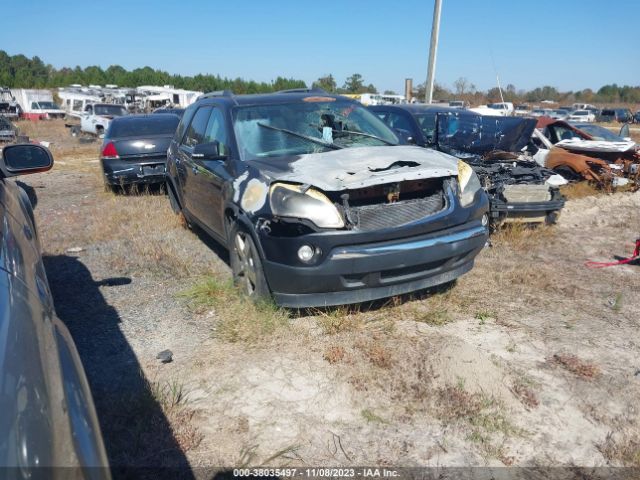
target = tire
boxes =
[168,183,192,229]
[167,182,181,213]
[70,125,80,137]
[228,224,270,301]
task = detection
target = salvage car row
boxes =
[95,88,637,308]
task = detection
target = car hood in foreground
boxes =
[247,145,458,191]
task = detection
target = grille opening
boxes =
[327,178,448,231]
[326,177,444,207]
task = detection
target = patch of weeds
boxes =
[415,307,452,326]
[324,345,347,364]
[475,310,495,324]
[178,276,290,343]
[608,293,623,312]
[150,379,188,411]
[316,306,364,334]
[506,341,517,353]
[598,432,640,466]
[550,353,600,380]
[436,385,521,461]
[361,409,386,424]
[178,276,235,312]
[97,374,202,467]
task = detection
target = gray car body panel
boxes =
[0,171,110,475]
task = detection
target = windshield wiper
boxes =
[332,128,397,146]
[257,122,342,150]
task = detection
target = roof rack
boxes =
[198,90,235,100]
[276,87,328,94]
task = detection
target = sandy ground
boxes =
[13,121,640,474]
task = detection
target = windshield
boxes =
[232,99,398,160]
[34,101,60,110]
[573,124,624,142]
[573,111,588,116]
[95,105,128,116]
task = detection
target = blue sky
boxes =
[2,0,639,93]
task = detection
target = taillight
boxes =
[102,142,119,159]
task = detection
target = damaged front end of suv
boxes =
[434,112,566,226]
[166,92,489,308]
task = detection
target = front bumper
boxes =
[263,222,488,308]
[489,188,565,223]
[101,158,166,185]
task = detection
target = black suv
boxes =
[599,108,633,123]
[165,89,489,308]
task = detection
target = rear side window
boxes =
[110,116,180,138]
[182,106,212,147]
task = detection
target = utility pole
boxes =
[425,0,443,104]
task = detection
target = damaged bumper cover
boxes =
[257,187,489,308]
[101,158,166,185]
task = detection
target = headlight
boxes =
[269,183,344,229]
[457,160,482,207]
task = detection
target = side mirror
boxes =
[1,144,54,177]
[192,141,227,160]
[619,123,630,140]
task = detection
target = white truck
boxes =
[11,89,66,120]
[67,103,128,137]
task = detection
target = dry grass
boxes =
[491,223,556,251]
[435,384,521,462]
[99,374,202,467]
[560,182,604,200]
[178,276,290,343]
[315,306,366,334]
[354,339,394,369]
[14,119,100,164]
[550,353,600,380]
[511,382,539,409]
[598,432,640,467]
[323,345,348,364]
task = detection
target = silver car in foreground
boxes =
[0,144,110,478]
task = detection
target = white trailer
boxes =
[137,85,202,109]
[58,89,103,117]
[11,89,66,120]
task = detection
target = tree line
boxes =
[0,50,306,94]
[1,51,638,104]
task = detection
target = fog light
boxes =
[482,214,489,227]
[298,244,315,263]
